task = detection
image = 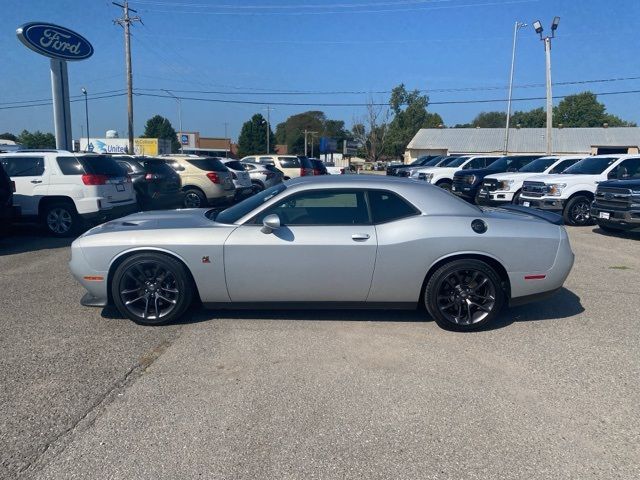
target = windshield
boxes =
[441,156,468,167]
[562,156,619,175]
[518,157,558,173]
[420,156,443,167]
[224,160,245,171]
[214,183,287,224]
[410,156,432,166]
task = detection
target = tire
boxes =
[111,252,194,326]
[436,180,452,192]
[597,222,624,233]
[512,190,522,204]
[563,195,594,226]
[424,259,505,331]
[251,181,265,193]
[42,202,81,237]
[183,188,207,208]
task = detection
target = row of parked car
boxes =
[0,150,339,237]
[389,153,640,233]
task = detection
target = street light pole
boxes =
[81,87,89,152]
[533,17,560,155]
[162,89,183,153]
[504,21,527,155]
[263,106,273,154]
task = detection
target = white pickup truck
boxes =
[518,154,640,226]
[409,155,501,191]
[477,156,584,206]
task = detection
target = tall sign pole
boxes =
[16,23,94,151]
[533,17,560,156]
[114,1,142,154]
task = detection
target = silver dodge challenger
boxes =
[70,175,574,331]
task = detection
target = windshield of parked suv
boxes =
[214,183,287,224]
[77,155,126,176]
[518,157,559,173]
[562,156,619,175]
[188,157,228,172]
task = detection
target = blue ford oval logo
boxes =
[16,22,93,61]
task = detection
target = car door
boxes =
[224,188,377,302]
[0,156,47,216]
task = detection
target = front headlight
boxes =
[464,175,476,185]
[498,180,514,191]
[418,172,434,182]
[547,183,567,196]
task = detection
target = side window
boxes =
[1,157,45,177]
[56,156,85,175]
[466,158,485,169]
[278,157,300,169]
[368,190,419,224]
[550,159,576,174]
[254,189,369,226]
[244,157,256,163]
[259,156,275,165]
[613,159,640,179]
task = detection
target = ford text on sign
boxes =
[16,23,93,61]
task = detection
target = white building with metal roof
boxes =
[405,127,640,162]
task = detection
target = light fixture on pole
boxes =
[533,16,560,155]
[81,87,89,152]
[503,21,527,155]
[162,89,183,153]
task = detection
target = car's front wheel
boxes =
[425,259,505,331]
[436,180,452,192]
[112,253,194,326]
[563,195,594,226]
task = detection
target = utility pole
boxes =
[114,1,142,154]
[303,129,317,157]
[533,17,560,155]
[504,21,527,155]
[162,89,182,153]
[223,122,229,158]
[263,105,274,154]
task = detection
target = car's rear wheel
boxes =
[425,259,505,331]
[112,253,194,326]
[42,202,81,237]
[183,188,207,208]
[563,195,593,226]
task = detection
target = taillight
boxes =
[144,173,159,182]
[206,172,221,184]
[10,180,15,193]
[81,174,108,185]
[313,168,322,176]
[300,168,313,176]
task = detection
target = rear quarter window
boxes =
[187,158,228,172]
[278,157,301,168]
[57,156,86,175]
[368,190,420,224]
[224,161,245,171]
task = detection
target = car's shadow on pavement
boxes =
[0,224,74,256]
[101,288,584,331]
[591,226,640,240]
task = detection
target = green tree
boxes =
[510,107,546,128]
[142,115,180,152]
[554,92,636,127]
[0,132,18,142]
[471,111,507,128]
[16,130,56,149]
[275,111,325,155]
[237,113,275,157]
[386,84,443,158]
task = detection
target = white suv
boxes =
[240,155,313,180]
[410,155,501,191]
[519,154,640,226]
[477,155,585,206]
[0,150,137,236]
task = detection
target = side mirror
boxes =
[261,214,281,234]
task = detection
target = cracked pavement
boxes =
[1,225,639,479]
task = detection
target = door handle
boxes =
[30,180,42,184]
[351,233,370,241]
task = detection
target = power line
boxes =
[0,93,128,111]
[134,0,454,9]
[0,89,127,107]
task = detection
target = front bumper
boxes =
[476,190,516,206]
[69,243,109,307]
[80,202,140,223]
[518,197,565,213]
[591,204,640,230]
[451,184,478,201]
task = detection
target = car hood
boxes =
[524,173,601,184]
[486,172,544,181]
[597,179,640,189]
[455,167,502,178]
[80,208,226,237]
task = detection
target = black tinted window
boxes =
[611,159,640,179]
[57,156,85,175]
[549,159,579,174]
[77,156,126,176]
[368,190,419,224]
[1,157,45,177]
[225,161,245,171]
[278,157,300,168]
[188,158,227,172]
[143,161,176,175]
[117,161,134,173]
[256,189,369,226]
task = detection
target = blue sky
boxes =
[1,0,639,141]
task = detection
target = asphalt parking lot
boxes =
[1,225,638,479]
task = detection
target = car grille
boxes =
[594,186,631,210]
[522,181,547,198]
[397,169,412,177]
[452,174,467,191]
[482,179,499,192]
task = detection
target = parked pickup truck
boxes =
[519,154,640,226]
[477,156,584,206]
[591,179,640,232]
[410,155,501,192]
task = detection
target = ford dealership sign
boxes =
[16,22,93,61]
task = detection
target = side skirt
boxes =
[202,301,417,311]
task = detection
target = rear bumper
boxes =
[518,197,565,213]
[80,202,139,223]
[591,204,640,230]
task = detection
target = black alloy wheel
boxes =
[563,195,594,226]
[425,259,505,331]
[183,188,206,208]
[112,253,194,325]
[437,181,452,192]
